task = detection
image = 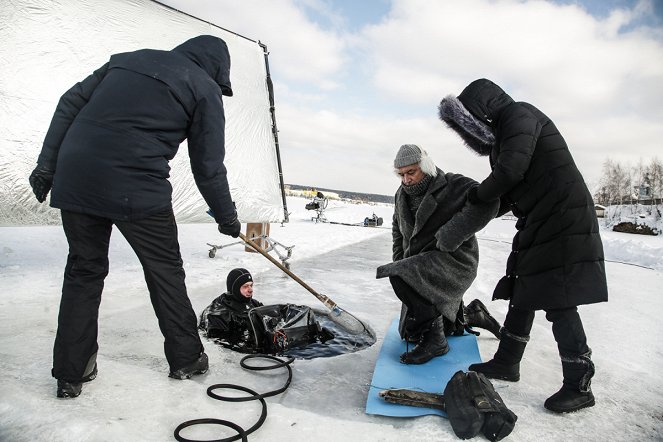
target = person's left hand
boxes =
[29,166,55,203]
[218,215,241,238]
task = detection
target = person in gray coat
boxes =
[377,144,498,364]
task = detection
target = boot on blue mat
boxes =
[401,316,449,364]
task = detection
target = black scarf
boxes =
[402,173,433,217]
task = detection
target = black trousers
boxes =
[52,209,203,381]
[390,276,439,338]
[503,305,590,358]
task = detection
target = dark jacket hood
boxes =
[173,35,233,96]
[438,78,513,156]
[457,79,513,124]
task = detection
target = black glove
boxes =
[467,186,482,204]
[29,166,55,203]
[218,215,241,238]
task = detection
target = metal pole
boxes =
[259,41,289,223]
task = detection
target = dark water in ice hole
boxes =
[279,308,376,359]
[208,307,377,360]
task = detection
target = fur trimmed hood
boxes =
[438,79,514,156]
[438,95,495,156]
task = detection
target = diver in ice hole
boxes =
[198,268,263,350]
[199,268,333,354]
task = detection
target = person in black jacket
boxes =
[198,268,263,351]
[439,79,608,413]
[28,35,242,398]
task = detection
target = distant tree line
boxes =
[594,157,663,206]
[286,184,395,204]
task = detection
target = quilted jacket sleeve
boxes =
[476,104,542,202]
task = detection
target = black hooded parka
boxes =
[440,79,608,310]
[37,35,236,224]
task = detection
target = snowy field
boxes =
[1,196,662,441]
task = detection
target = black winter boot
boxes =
[544,350,595,413]
[56,357,98,399]
[464,299,502,339]
[401,313,423,343]
[469,328,529,381]
[169,352,209,380]
[400,316,449,364]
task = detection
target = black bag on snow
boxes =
[248,304,331,353]
[443,370,517,441]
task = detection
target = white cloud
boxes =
[161,0,663,196]
[161,0,347,89]
[361,0,663,115]
[315,0,663,191]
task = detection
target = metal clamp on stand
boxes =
[207,223,294,269]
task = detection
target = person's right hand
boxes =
[29,166,55,203]
[218,215,241,238]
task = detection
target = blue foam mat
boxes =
[365,318,482,417]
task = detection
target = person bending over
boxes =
[439,78,608,413]
[29,35,241,398]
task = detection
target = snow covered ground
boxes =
[1,196,662,441]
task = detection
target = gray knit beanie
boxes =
[394,144,422,168]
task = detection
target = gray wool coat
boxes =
[376,168,498,321]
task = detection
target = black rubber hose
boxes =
[173,354,295,442]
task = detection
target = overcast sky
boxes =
[160,0,663,195]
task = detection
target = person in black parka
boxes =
[439,79,608,413]
[28,35,243,398]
